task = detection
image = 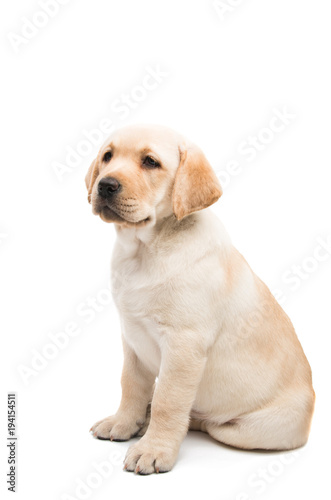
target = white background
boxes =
[1,0,330,499]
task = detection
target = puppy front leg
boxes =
[91,336,155,441]
[124,332,207,474]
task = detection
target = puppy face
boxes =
[85,125,222,226]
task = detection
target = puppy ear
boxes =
[85,159,99,203]
[172,145,222,220]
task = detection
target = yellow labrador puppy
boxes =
[87,124,314,475]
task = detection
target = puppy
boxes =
[87,124,315,475]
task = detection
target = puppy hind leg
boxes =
[205,399,314,451]
[189,417,208,432]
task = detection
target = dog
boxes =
[87,124,315,475]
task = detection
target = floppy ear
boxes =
[85,159,99,203]
[172,145,222,220]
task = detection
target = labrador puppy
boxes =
[87,124,314,475]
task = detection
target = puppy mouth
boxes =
[99,205,124,223]
[94,199,150,225]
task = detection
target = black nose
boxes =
[98,177,121,198]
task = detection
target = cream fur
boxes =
[88,124,315,475]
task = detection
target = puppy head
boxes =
[85,124,222,226]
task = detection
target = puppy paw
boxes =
[124,437,178,474]
[90,414,143,441]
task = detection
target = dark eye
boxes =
[143,156,160,168]
[102,151,112,163]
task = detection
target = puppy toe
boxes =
[110,424,135,442]
[93,420,113,439]
[124,440,176,475]
[135,454,156,475]
[90,418,110,433]
[124,445,141,472]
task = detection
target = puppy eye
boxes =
[102,151,112,162]
[143,156,160,168]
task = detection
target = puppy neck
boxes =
[115,213,185,248]
[114,218,160,248]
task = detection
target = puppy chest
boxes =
[123,316,163,375]
[112,275,167,373]
[111,259,172,320]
